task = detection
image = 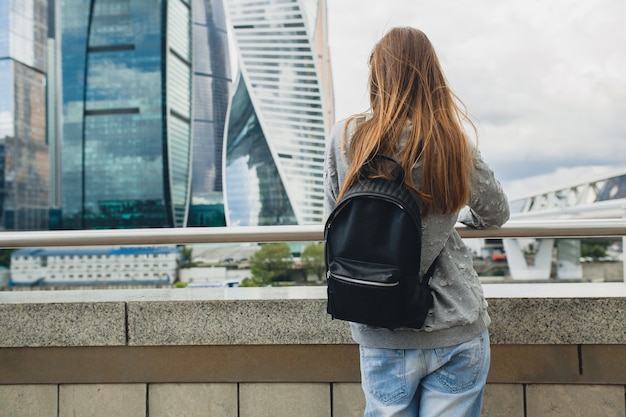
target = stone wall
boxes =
[1,283,625,417]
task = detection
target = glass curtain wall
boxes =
[224,0,333,226]
[224,76,297,226]
[0,0,49,231]
[187,0,231,227]
[60,0,192,229]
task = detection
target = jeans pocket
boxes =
[360,346,408,404]
[433,331,489,393]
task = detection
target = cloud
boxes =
[326,0,626,190]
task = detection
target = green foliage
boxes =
[239,275,266,287]
[0,249,15,268]
[174,281,188,288]
[580,238,611,260]
[301,243,325,280]
[490,267,508,277]
[246,243,293,286]
[179,246,194,268]
[581,244,606,260]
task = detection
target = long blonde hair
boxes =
[338,27,475,215]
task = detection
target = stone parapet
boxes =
[1,283,626,416]
[1,283,626,348]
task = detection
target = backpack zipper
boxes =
[328,271,399,287]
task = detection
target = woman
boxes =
[323,27,510,417]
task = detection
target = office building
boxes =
[60,0,194,229]
[188,0,232,227]
[0,0,50,230]
[47,0,62,227]
[223,0,334,226]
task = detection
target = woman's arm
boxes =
[323,121,345,217]
[458,150,510,229]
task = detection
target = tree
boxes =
[581,244,606,260]
[243,243,293,286]
[179,246,194,268]
[301,243,325,281]
[581,238,610,260]
[0,249,15,268]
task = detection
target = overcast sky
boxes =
[325,0,626,199]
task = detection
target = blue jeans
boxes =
[359,330,490,417]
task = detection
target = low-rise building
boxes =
[10,246,180,286]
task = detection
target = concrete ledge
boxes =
[1,281,625,417]
[0,345,361,384]
[0,385,58,417]
[1,344,625,385]
[0,301,126,347]
[127,299,349,345]
[1,283,626,348]
[2,381,624,417]
[488,297,626,344]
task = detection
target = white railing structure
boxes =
[508,170,626,220]
[506,170,626,279]
[1,219,625,282]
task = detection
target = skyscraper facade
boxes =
[223,0,334,226]
[60,0,193,229]
[187,0,232,227]
[0,0,49,230]
[47,0,62,226]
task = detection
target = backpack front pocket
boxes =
[327,257,405,329]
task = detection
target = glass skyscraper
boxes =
[60,0,194,229]
[187,0,232,227]
[0,0,50,230]
[223,0,334,226]
[3,0,330,230]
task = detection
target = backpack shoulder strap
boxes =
[422,255,439,284]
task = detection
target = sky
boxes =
[325,0,626,200]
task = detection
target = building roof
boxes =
[12,246,181,258]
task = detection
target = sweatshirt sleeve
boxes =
[323,121,344,218]
[458,149,510,229]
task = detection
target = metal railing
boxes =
[0,219,625,248]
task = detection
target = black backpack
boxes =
[324,155,436,330]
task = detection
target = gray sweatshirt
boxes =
[323,117,510,349]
